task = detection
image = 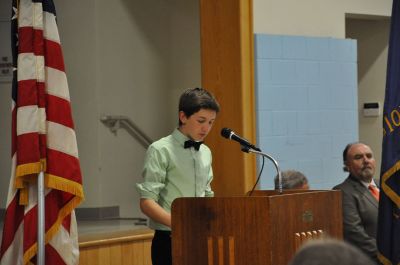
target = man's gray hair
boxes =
[274,170,308,189]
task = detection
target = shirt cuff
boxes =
[136,182,164,201]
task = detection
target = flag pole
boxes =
[37,171,45,265]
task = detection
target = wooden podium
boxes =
[171,190,342,265]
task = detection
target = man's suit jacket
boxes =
[333,175,378,261]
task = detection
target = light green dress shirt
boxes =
[136,128,214,231]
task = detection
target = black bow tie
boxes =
[184,140,203,151]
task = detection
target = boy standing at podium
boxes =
[136,87,220,265]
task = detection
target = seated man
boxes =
[274,170,309,190]
[333,142,379,264]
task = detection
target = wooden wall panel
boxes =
[79,229,153,265]
[79,240,152,265]
[200,0,256,196]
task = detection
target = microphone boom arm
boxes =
[248,148,283,194]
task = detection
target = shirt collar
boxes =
[349,175,379,189]
[360,178,378,189]
[171,128,190,147]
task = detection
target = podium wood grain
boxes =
[171,190,342,265]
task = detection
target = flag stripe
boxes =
[18,28,45,55]
[44,40,65,71]
[16,134,40,165]
[49,216,79,265]
[11,107,17,155]
[23,207,38,253]
[47,149,82,183]
[17,107,46,135]
[6,156,18,204]
[17,54,45,82]
[18,1,43,29]
[62,214,71,233]
[47,122,79,158]
[0,195,25,257]
[0,222,24,265]
[47,94,74,128]
[15,80,44,107]
[45,244,65,265]
[46,67,70,101]
[43,11,60,44]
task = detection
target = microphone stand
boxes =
[241,146,283,194]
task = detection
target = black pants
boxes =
[151,230,172,265]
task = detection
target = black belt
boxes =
[155,230,171,236]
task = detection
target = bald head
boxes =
[343,142,376,182]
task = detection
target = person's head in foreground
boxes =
[289,239,375,265]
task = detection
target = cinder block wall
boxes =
[255,34,358,189]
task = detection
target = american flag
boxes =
[0,0,84,264]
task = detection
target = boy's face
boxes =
[179,109,217,141]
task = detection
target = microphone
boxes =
[221,128,261,152]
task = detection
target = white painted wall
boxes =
[0,0,201,218]
[346,18,390,177]
[53,0,101,209]
[55,0,201,218]
[253,0,392,37]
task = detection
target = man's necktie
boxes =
[184,140,203,151]
[368,184,380,201]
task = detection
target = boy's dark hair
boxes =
[178,87,220,125]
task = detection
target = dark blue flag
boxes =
[378,0,400,264]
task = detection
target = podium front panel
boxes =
[172,197,271,265]
[171,190,342,265]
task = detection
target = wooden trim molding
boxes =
[200,0,256,196]
[79,228,154,248]
[79,228,154,265]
